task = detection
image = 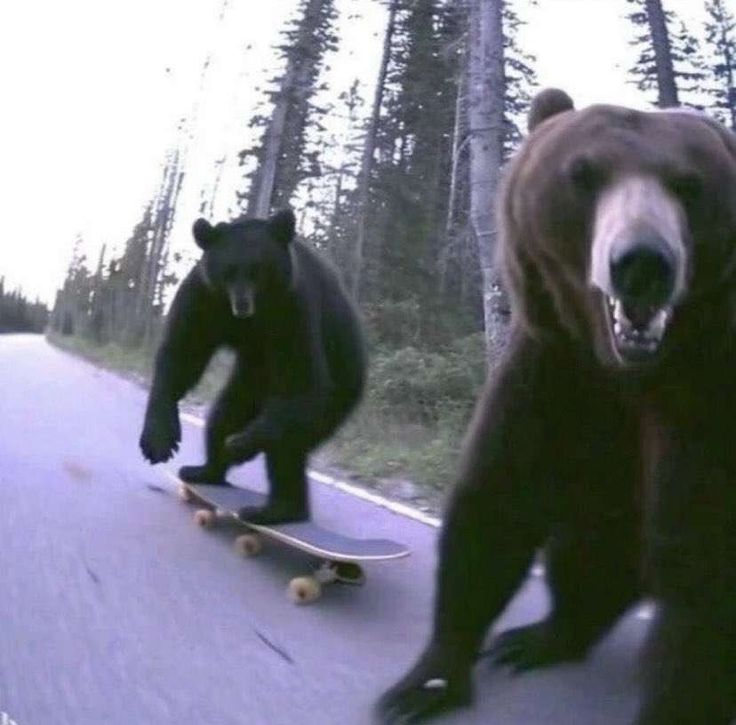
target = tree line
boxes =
[0,279,48,334]
[49,0,736,430]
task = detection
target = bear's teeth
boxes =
[643,307,671,341]
[607,296,673,355]
[607,296,626,327]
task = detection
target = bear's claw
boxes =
[375,645,472,724]
[139,409,181,464]
[485,620,589,672]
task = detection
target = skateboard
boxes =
[178,481,410,604]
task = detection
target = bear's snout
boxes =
[229,289,255,319]
[610,235,677,325]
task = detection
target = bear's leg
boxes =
[140,272,219,464]
[490,516,640,671]
[141,338,215,464]
[490,412,642,670]
[636,602,736,725]
[636,427,736,724]
[237,449,309,525]
[376,334,558,724]
[179,372,259,485]
[488,378,642,672]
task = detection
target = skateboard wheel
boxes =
[288,576,321,604]
[178,484,193,503]
[194,509,216,528]
[234,533,262,557]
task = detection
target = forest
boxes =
[48,0,736,501]
[0,279,48,334]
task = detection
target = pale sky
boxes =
[0,0,731,305]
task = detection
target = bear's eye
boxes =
[566,156,603,193]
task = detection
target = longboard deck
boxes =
[183,482,410,562]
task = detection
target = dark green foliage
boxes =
[49,236,93,338]
[0,278,48,333]
[349,0,472,347]
[367,334,486,425]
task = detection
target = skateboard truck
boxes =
[286,561,362,605]
[235,537,367,604]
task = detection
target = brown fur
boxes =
[378,91,736,725]
[501,94,736,366]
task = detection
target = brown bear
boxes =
[377,89,736,724]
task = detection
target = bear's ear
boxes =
[528,88,574,132]
[192,218,215,249]
[268,209,296,246]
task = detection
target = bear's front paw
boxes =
[140,407,181,464]
[485,618,590,672]
[224,430,262,463]
[375,645,472,724]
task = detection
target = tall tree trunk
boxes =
[146,161,184,345]
[249,64,295,217]
[723,49,736,130]
[329,162,345,231]
[131,149,181,345]
[644,0,680,107]
[200,156,226,217]
[91,244,106,342]
[468,0,507,360]
[248,0,331,217]
[351,0,398,300]
[440,61,468,295]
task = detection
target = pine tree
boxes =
[56,143,185,348]
[0,285,48,333]
[626,0,706,108]
[51,235,93,336]
[351,0,467,346]
[704,0,736,128]
[132,147,185,345]
[313,79,365,273]
[437,0,536,356]
[351,0,398,299]
[239,0,338,216]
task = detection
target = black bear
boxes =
[377,89,736,724]
[139,209,365,524]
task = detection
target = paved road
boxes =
[0,334,648,725]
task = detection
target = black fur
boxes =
[139,210,365,525]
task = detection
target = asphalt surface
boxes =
[0,334,649,724]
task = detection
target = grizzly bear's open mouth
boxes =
[603,294,672,364]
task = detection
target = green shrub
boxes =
[367,334,486,424]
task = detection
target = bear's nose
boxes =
[609,235,676,315]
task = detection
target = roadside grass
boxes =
[46,332,472,511]
[49,332,153,382]
[47,331,234,406]
[326,406,465,492]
